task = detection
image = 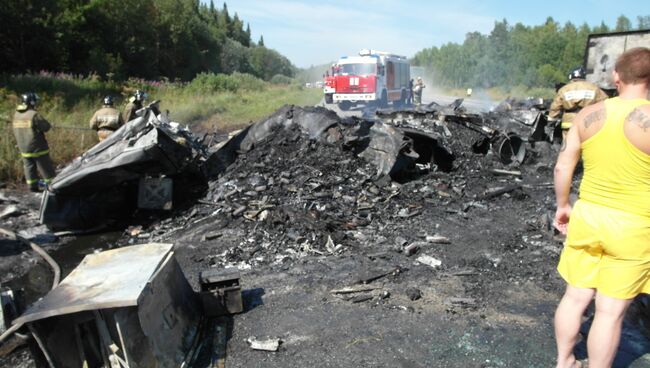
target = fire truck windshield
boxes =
[337,63,376,76]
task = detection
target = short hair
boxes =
[615,47,650,85]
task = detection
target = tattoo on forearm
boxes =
[583,108,605,129]
[626,109,650,132]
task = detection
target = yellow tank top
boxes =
[579,97,650,216]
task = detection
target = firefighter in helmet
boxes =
[548,66,608,142]
[12,93,56,192]
[122,89,146,123]
[413,77,425,106]
[90,95,124,141]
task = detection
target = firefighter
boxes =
[90,96,124,141]
[407,78,414,105]
[548,67,608,142]
[413,77,425,106]
[12,93,56,192]
[122,89,145,123]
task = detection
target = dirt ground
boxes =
[1,103,649,368]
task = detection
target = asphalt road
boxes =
[320,89,496,117]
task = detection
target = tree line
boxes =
[411,15,650,89]
[0,0,294,81]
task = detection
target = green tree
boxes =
[486,19,511,86]
[0,0,61,73]
[409,16,613,89]
[0,0,303,81]
[592,21,610,34]
[615,15,632,32]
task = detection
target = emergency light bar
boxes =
[359,49,406,59]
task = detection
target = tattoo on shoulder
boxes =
[583,108,605,129]
[626,109,650,132]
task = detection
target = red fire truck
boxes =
[324,49,410,110]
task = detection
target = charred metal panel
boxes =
[14,243,201,368]
[40,107,203,230]
[584,30,650,91]
[137,251,200,366]
[14,243,175,323]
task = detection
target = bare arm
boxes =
[553,121,581,233]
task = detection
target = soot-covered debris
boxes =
[135,104,564,306]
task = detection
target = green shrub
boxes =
[270,74,293,85]
[187,72,267,94]
[230,72,267,91]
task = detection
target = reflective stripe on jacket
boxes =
[549,79,608,128]
[90,106,123,131]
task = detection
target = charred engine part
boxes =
[376,99,535,165]
[199,269,243,316]
[400,128,455,172]
[492,133,526,165]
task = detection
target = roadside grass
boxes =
[164,86,322,131]
[0,73,322,183]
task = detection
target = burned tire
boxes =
[494,133,526,165]
[339,101,352,111]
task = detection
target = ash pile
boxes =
[140,103,560,293]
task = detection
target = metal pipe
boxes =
[0,227,62,345]
[0,227,61,288]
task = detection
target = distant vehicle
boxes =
[584,29,650,95]
[324,49,410,110]
[305,82,313,88]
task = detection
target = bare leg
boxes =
[555,285,595,368]
[586,293,632,368]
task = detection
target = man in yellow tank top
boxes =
[553,47,650,368]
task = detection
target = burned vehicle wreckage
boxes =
[39,99,548,232]
[7,99,625,367]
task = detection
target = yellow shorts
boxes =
[557,200,650,299]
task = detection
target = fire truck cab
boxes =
[324,49,410,110]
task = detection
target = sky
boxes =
[218,1,647,68]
